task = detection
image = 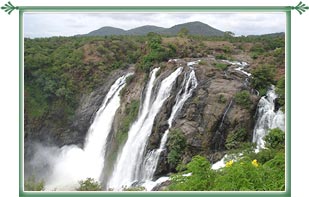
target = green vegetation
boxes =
[24,31,285,192]
[214,63,228,70]
[102,100,139,183]
[212,155,284,191]
[218,94,227,103]
[264,128,285,150]
[168,128,285,191]
[276,77,285,111]
[250,43,265,54]
[24,176,45,191]
[169,155,215,191]
[167,129,187,169]
[25,34,284,137]
[251,64,276,96]
[24,36,144,139]
[138,32,176,72]
[273,47,285,64]
[77,178,102,191]
[225,128,247,150]
[198,60,208,66]
[215,54,228,60]
[116,100,140,145]
[235,90,252,109]
[178,27,189,38]
[123,186,146,191]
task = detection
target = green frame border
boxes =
[19,6,291,197]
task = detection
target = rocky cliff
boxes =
[25,56,259,182]
[142,58,259,176]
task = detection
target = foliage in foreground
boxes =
[123,186,146,191]
[76,178,102,191]
[168,128,285,191]
[24,175,45,191]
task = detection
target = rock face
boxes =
[145,58,259,176]
[24,57,260,182]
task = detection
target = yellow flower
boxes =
[225,160,234,167]
[252,159,259,167]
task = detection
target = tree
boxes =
[76,178,102,191]
[264,128,285,150]
[251,64,276,96]
[224,31,235,37]
[167,129,187,169]
[178,27,189,37]
[235,90,252,109]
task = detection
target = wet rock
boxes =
[150,58,259,176]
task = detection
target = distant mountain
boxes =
[87,26,127,36]
[83,21,225,37]
[259,32,285,37]
[127,25,166,35]
[163,21,225,36]
[246,32,285,38]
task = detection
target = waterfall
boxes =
[141,68,198,182]
[107,67,183,190]
[219,99,233,129]
[211,99,234,152]
[43,73,132,190]
[252,85,285,150]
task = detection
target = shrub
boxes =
[214,63,228,70]
[235,90,251,109]
[116,100,140,145]
[167,129,187,168]
[251,64,276,96]
[276,77,285,111]
[225,128,247,150]
[123,186,145,191]
[213,158,263,191]
[168,156,215,191]
[168,149,285,191]
[273,47,285,65]
[198,60,208,66]
[264,128,285,150]
[125,74,134,85]
[250,43,265,54]
[218,94,227,103]
[77,178,102,191]
[263,152,285,190]
[24,175,45,191]
[254,148,277,164]
[139,33,172,72]
[223,46,232,53]
[250,52,259,59]
[178,27,189,38]
[215,54,228,60]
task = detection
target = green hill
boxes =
[83,21,225,36]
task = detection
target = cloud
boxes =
[24,12,285,38]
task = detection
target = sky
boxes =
[24,12,286,38]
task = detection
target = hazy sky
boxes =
[24,12,286,38]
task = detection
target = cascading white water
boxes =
[107,67,183,190]
[212,86,285,169]
[141,68,198,183]
[42,74,132,190]
[253,85,285,150]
